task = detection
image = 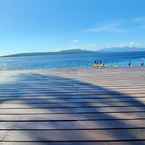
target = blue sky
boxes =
[0,0,145,55]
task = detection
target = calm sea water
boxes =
[0,51,145,70]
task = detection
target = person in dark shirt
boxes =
[128,61,132,68]
[141,60,144,67]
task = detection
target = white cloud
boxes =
[72,39,79,43]
[85,16,145,33]
[66,41,102,51]
[85,22,125,33]
[80,43,100,50]
[104,41,144,49]
[133,17,145,23]
[129,41,136,47]
[132,16,145,29]
[128,41,145,48]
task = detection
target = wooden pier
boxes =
[0,68,145,145]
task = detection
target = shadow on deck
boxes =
[0,72,145,145]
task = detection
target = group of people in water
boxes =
[93,59,144,68]
[93,60,105,68]
[128,60,144,68]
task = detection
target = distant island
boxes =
[2,49,93,57]
[101,47,145,52]
[2,47,145,57]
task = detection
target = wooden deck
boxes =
[0,68,145,145]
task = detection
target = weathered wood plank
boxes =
[1,98,145,103]
[0,141,145,145]
[0,106,144,114]
[0,102,145,108]
[3,129,145,141]
[0,119,144,129]
[0,112,145,121]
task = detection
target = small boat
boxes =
[92,64,105,68]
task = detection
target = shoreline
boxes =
[0,66,145,72]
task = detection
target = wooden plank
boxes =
[0,104,145,109]
[0,90,145,95]
[1,96,145,102]
[0,93,145,98]
[0,85,145,91]
[0,141,145,145]
[0,94,145,99]
[3,129,145,141]
[0,119,144,129]
[0,88,145,93]
[0,86,145,91]
[0,102,145,108]
[0,112,145,121]
[0,106,144,114]
[1,99,145,104]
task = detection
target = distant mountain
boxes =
[101,47,145,52]
[2,52,54,57]
[2,49,92,57]
[2,48,145,57]
[58,49,92,54]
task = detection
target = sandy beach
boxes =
[0,68,145,145]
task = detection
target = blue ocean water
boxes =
[0,51,145,70]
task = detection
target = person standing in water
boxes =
[128,60,132,68]
[94,60,97,64]
[141,59,144,67]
